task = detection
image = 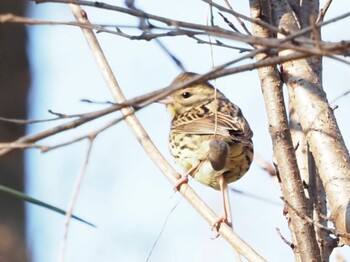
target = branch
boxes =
[316,0,333,23]
[33,0,350,57]
[276,227,294,249]
[59,136,95,262]
[0,104,123,157]
[253,154,276,178]
[222,0,251,35]
[41,117,122,152]
[202,0,282,35]
[283,197,348,242]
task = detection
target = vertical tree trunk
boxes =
[249,1,321,261]
[0,0,30,261]
[272,0,350,246]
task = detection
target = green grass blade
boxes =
[0,184,96,227]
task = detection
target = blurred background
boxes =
[0,0,349,261]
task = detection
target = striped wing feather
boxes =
[172,111,252,144]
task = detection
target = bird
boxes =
[159,72,254,230]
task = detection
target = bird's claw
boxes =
[173,175,189,192]
[212,216,227,231]
[211,215,232,239]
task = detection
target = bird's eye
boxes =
[182,92,192,99]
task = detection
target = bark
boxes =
[314,168,336,261]
[272,0,350,245]
[249,1,321,261]
[288,1,335,259]
[0,0,30,261]
[290,103,335,261]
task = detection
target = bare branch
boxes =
[32,0,350,58]
[253,154,277,178]
[154,39,186,71]
[276,227,295,249]
[192,36,252,52]
[0,110,82,124]
[316,0,334,24]
[218,12,240,33]
[330,90,350,104]
[282,197,347,243]
[222,0,251,35]
[3,10,350,60]
[230,188,281,206]
[202,0,282,35]
[0,142,43,150]
[59,136,95,262]
[0,104,123,157]
[310,14,322,50]
[42,117,122,153]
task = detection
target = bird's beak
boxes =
[157,96,174,105]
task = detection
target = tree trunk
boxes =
[0,0,30,261]
[272,0,350,246]
[249,1,321,261]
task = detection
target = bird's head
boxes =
[159,72,223,118]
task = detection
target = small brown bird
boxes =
[160,72,254,229]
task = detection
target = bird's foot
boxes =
[173,175,189,192]
[211,215,232,239]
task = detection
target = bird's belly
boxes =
[169,133,253,190]
[170,133,210,170]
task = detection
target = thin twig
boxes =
[223,0,251,35]
[193,36,252,52]
[0,48,338,159]
[146,198,183,262]
[253,154,277,177]
[2,11,350,59]
[59,136,95,262]
[330,90,350,104]
[203,0,282,35]
[219,12,240,33]
[42,116,124,152]
[310,14,322,50]
[4,12,348,59]
[282,197,350,239]
[276,227,295,249]
[0,104,124,157]
[0,142,44,150]
[230,188,281,206]
[0,110,82,124]
[316,0,333,24]
[155,39,186,71]
[324,54,350,65]
[33,0,350,57]
[80,98,115,105]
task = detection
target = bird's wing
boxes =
[172,110,253,144]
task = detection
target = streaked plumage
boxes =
[161,72,254,227]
